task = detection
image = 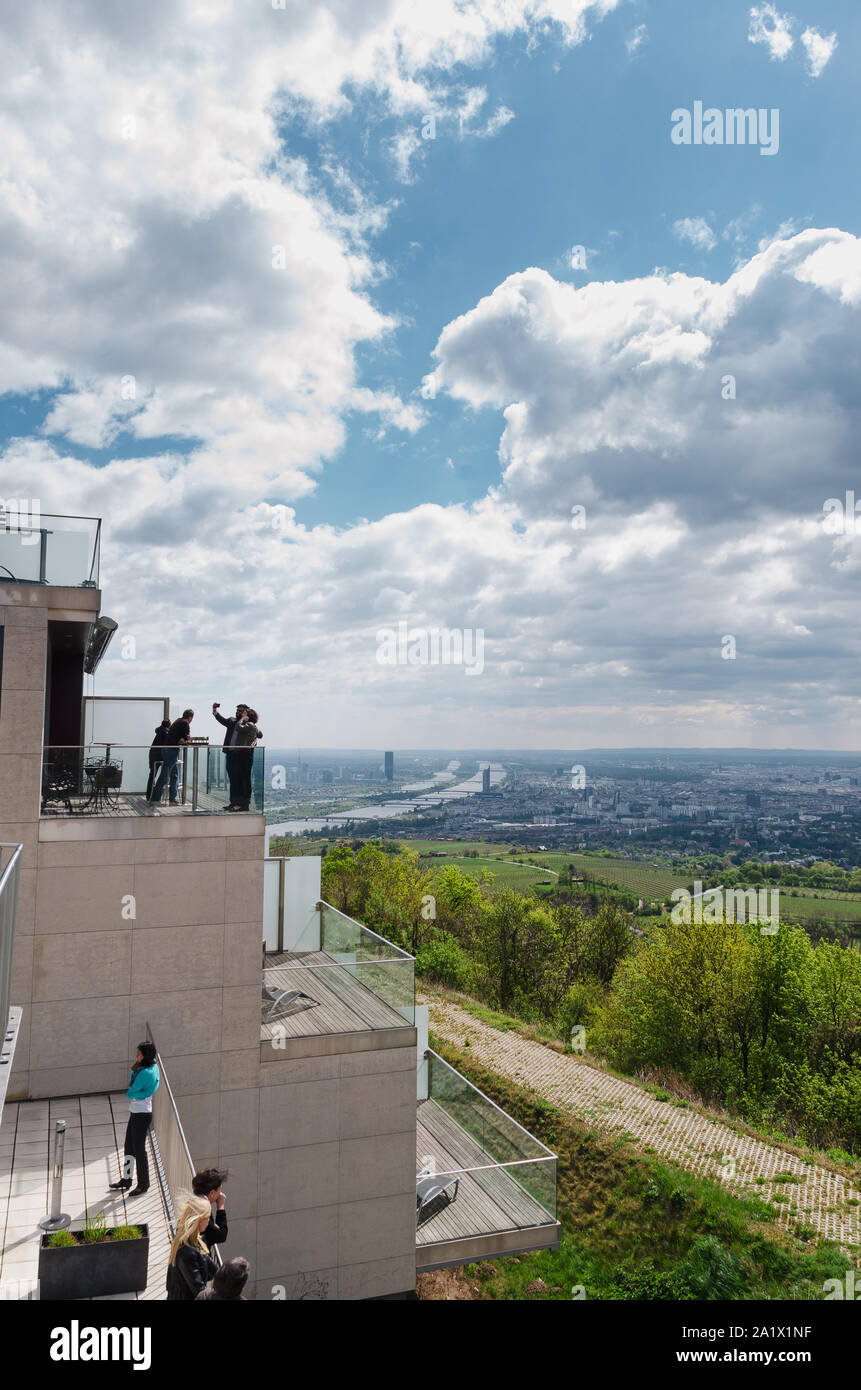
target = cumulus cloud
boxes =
[6,228,860,748]
[800,26,837,78]
[673,217,717,253]
[748,4,795,60]
[1,3,859,747]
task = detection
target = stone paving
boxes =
[0,1092,172,1300]
[427,995,861,1254]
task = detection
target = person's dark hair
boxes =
[159,719,170,727]
[192,1167,229,1197]
[211,1257,249,1300]
[182,708,194,719]
[136,1041,157,1069]
[245,709,258,724]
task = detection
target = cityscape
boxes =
[0,0,859,1365]
[266,748,861,864]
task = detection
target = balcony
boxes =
[261,899,415,1056]
[0,512,100,589]
[40,744,265,818]
[415,1049,560,1270]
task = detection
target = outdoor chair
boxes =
[262,984,320,1023]
[416,1172,459,1225]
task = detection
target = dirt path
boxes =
[427,995,861,1253]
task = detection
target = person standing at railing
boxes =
[211,702,261,811]
[166,1197,219,1300]
[145,718,171,800]
[109,1041,160,1197]
[232,707,261,812]
[192,1167,229,1248]
[148,708,194,805]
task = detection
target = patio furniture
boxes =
[416,1172,459,1225]
[262,985,320,1023]
[81,756,123,812]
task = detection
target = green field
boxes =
[427,855,556,890]
[276,834,861,929]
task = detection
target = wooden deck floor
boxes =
[41,792,232,818]
[416,1098,554,1247]
[261,950,411,1040]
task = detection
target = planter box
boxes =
[38,1225,150,1300]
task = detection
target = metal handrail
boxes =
[426,1048,558,1159]
[144,1023,223,1268]
[318,900,416,961]
[0,844,23,1059]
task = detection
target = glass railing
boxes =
[0,844,23,1055]
[419,1048,557,1226]
[0,512,100,588]
[145,1024,222,1267]
[40,744,265,815]
[262,903,415,1031]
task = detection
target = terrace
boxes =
[40,692,265,818]
[261,898,415,1053]
[415,1049,559,1269]
[0,511,100,589]
[41,742,265,818]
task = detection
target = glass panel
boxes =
[205,746,265,813]
[424,1049,557,1222]
[262,903,415,1034]
[0,513,99,587]
[39,744,265,817]
[263,859,281,952]
[83,697,168,747]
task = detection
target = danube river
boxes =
[266,762,505,839]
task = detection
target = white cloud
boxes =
[673,217,717,253]
[800,26,837,78]
[748,4,795,60]
[626,24,648,56]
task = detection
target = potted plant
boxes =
[38,1209,150,1300]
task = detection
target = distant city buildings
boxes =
[385,750,394,781]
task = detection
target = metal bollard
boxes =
[38,1120,71,1232]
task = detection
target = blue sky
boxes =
[2,1,861,748]
[288,0,859,526]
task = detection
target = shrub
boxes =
[415,936,474,991]
[47,1230,76,1248]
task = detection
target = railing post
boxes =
[191,745,199,812]
[38,1121,71,1232]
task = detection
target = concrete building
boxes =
[0,514,558,1300]
[384,751,394,782]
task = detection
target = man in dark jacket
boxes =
[211,702,261,810]
[145,719,171,800]
[148,709,194,805]
[192,1167,229,1249]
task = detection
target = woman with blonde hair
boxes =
[165,1195,218,1300]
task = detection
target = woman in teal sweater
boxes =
[109,1042,160,1197]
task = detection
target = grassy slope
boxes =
[423,1036,851,1301]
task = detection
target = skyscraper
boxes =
[482,766,491,794]
[384,750,394,781]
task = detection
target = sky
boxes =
[1,0,860,750]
